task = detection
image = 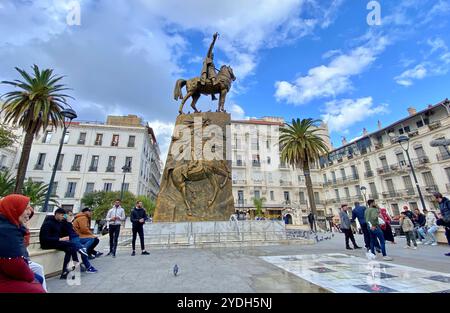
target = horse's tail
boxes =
[173,79,186,100]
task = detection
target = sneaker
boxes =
[60,271,69,280]
[142,251,150,255]
[131,251,136,256]
[423,241,431,245]
[88,255,96,260]
[106,252,113,256]
[431,243,438,246]
[354,246,362,249]
[417,241,423,245]
[95,252,104,258]
[376,248,382,253]
[412,246,417,250]
[404,246,410,249]
[78,248,88,257]
[382,256,393,261]
[86,266,98,274]
[346,247,353,250]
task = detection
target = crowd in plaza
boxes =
[0,196,151,293]
[334,192,450,260]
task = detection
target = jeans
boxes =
[425,226,439,244]
[417,227,427,241]
[109,224,121,255]
[369,226,387,256]
[132,223,145,251]
[405,231,417,247]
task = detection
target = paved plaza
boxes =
[46,233,450,293]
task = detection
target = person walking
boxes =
[352,202,372,251]
[433,192,450,256]
[106,199,126,258]
[307,212,315,232]
[339,204,362,250]
[379,208,395,244]
[365,199,393,261]
[422,208,439,246]
[130,201,150,256]
[400,212,418,250]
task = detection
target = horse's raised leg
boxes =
[191,93,201,113]
[179,91,193,115]
[172,171,193,216]
[207,174,219,208]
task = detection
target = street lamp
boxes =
[120,165,131,201]
[360,186,367,204]
[393,134,427,211]
[43,108,78,212]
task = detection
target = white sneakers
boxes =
[431,243,438,246]
[382,256,393,261]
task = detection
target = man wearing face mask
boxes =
[106,199,126,258]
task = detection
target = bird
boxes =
[173,264,179,276]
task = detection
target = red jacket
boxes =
[0,257,45,293]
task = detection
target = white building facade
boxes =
[319,100,450,217]
[3,115,162,212]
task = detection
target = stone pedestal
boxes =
[154,112,235,222]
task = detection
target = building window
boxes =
[252,154,260,167]
[104,183,113,191]
[89,156,99,171]
[314,192,320,203]
[284,191,290,203]
[334,189,340,201]
[409,202,418,211]
[237,190,244,205]
[43,131,53,143]
[128,136,136,148]
[35,153,46,170]
[107,156,116,172]
[65,182,77,198]
[391,203,400,216]
[254,190,261,199]
[85,183,95,195]
[125,157,133,171]
[416,120,424,128]
[72,155,82,171]
[351,165,358,178]
[77,132,86,145]
[63,132,70,144]
[111,134,119,146]
[369,182,378,198]
[446,167,450,182]
[267,156,271,164]
[270,191,274,201]
[380,156,388,169]
[355,185,361,196]
[95,133,103,146]
[422,171,437,191]
[340,168,346,180]
[323,174,328,184]
[344,187,350,199]
[414,145,426,158]
[56,154,64,171]
[266,140,270,150]
[364,160,372,172]
[299,191,306,204]
[331,171,336,183]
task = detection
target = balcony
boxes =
[424,185,439,193]
[65,192,75,198]
[436,152,450,161]
[233,160,246,167]
[299,200,307,205]
[368,193,379,200]
[106,166,115,172]
[127,142,135,148]
[252,161,261,168]
[377,166,392,176]
[253,180,263,185]
[34,164,44,170]
[77,139,85,145]
[88,166,98,172]
[382,191,402,199]
[71,165,80,171]
[407,129,419,138]
[280,180,292,186]
[428,121,442,131]
[396,188,416,197]
[364,170,374,178]
[232,180,247,185]
[374,143,384,150]
[410,156,430,168]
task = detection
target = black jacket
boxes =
[39,216,68,247]
[439,197,450,222]
[130,207,148,226]
[415,213,426,227]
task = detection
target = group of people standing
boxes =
[0,196,152,293]
[338,191,450,260]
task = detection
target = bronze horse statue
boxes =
[162,160,231,216]
[174,65,236,115]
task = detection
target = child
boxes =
[400,212,417,250]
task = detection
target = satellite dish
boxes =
[430,139,450,147]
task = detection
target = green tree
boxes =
[22,178,59,209]
[0,124,17,148]
[279,118,329,226]
[82,190,136,221]
[252,197,266,218]
[1,65,72,193]
[0,170,15,197]
[136,195,156,217]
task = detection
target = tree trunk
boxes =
[14,131,34,194]
[303,157,318,230]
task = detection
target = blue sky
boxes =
[0,0,449,157]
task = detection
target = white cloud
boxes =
[148,120,175,163]
[230,104,246,120]
[395,64,428,86]
[274,35,389,105]
[321,97,388,133]
[427,38,447,54]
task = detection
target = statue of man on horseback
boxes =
[174,32,236,115]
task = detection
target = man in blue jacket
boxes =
[434,192,450,256]
[351,201,380,251]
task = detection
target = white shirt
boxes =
[106,206,126,226]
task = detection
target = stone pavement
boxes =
[46,233,450,293]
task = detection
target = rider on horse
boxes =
[200,32,219,101]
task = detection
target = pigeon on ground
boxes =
[173,264,179,276]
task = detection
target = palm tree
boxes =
[252,197,266,218]
[1,65,72,193]
[279,118,329,228]
[22,178,59,210]
[0,170,15,197]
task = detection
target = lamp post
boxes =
[396,135,427,211]
[120,165,131,201]
[360,186,367,205]
[43,108,78,212]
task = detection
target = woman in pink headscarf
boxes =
[380,208,396,244]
